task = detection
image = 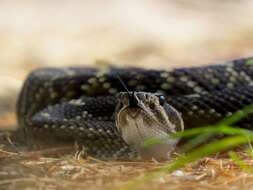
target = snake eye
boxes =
[158,95,166,106]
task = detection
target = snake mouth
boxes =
[127,108,141,119]
[116,107,142,126]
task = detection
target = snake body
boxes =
[17,57,253,159]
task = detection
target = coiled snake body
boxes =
[17,57,253,159]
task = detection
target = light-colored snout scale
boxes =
[115,92,184,161]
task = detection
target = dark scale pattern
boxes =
[16,57,253,159]
[167,85,253,128]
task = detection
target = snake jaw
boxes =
[115,92,184,160]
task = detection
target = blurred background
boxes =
[1,0,253,126]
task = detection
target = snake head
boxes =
[115,92,184,160]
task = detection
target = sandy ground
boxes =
[1,1,253,189]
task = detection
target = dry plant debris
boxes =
[0,138,253,190]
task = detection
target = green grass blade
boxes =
[229,151,253,173]
[218,104,253,126]
[246,58,253,65]
[179,132,215,152]
[143,125,252,147]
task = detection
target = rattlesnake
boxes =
[16,57,253,159]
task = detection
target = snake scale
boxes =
[16,57,253,159]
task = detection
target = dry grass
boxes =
[1,143,253,190]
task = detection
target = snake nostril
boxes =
[150,103,156,110]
